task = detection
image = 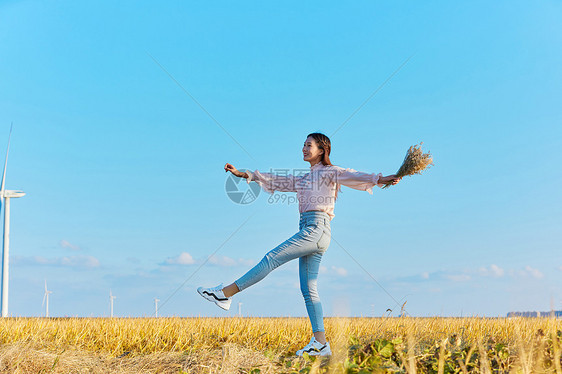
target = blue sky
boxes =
[0,0,561,318]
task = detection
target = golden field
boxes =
[0,317,561,373]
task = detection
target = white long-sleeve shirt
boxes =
[245,162,384,220]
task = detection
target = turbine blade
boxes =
[42,292,46,307]
[0,124,13,200]
[44,279,47,293]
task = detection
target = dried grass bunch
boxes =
[382,142,434,188]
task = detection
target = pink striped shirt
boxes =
[245,162,384,220]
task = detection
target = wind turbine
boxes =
[109,290,116,317]
[42,280,52,317]
[154,298,159,317]
[238,302,243,317]
[0,125,25,318]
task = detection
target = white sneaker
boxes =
[296,336,332,357]
[197,283,232,311]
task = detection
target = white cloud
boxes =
[60,256,100,268]
[421,272,429,279]
[238,258,255,267]
[165,252,195,265]
[490,264,504,277]
[60,240,81,251]
[208,255,237,267]
[523,265,543,279]
[331,266,348,277]
[445,274,471,282]
[509,266,544,279]
[209,256,256,266]
[479,264,504,278]
[315,265,347,276]
[163,253,254,267]
[207,255,255,267]
[13,255,100,268]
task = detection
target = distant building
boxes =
[507,310,562,317]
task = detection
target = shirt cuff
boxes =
[373,172,384,188]
[245,170,254,183]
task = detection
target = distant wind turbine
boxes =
[110,290,116,317]
[0,125,25,318]
[154,298,159,318]
[238,302,243,317]
[42,280,52,317]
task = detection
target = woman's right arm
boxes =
[224,163,297,193]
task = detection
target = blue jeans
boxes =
[234,210,331,332]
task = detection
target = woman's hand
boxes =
[224,163,245,178]
[379,174,402,185]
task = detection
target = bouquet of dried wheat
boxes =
[382,142,433,188]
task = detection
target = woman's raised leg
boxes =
[232,224,323,293]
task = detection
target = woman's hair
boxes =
[306,132,342,201]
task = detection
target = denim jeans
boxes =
[234,210,331,332]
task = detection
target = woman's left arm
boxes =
[333,166,401,194]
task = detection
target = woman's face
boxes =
[302,136,324,164]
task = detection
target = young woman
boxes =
[198,132,401,356]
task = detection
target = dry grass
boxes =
[0,317,560,373]
[383,142,434,188]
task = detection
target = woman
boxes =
[197,132,401,356]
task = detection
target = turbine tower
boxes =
[154,298,159,318]
[238,302,243,317]
[42,280,52,317]
[109,290,116,317]
[0,125,25,318]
